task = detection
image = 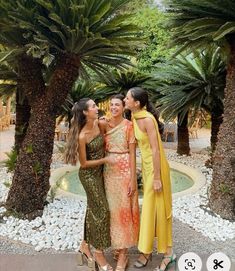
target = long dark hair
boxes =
[110,94,131,120]
[129,87,164,134]
[65,98,90,165]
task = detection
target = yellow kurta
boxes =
[132,110,172,254]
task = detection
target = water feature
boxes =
[58,169,194,197]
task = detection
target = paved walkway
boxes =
[1,252,234,271]
[163,128,211,153]
[0,125,15,161]
[1,252,216,271]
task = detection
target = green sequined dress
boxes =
[79,134,111,250]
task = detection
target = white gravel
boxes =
[0,150,234,252]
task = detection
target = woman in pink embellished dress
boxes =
[99,94,140,271]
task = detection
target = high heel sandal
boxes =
[77,250,96,270]
[133,253,152,268]
[96,263,113,271]
[77,243,96,270]
[115,255,128,271]
[94,251,113,271]
[153,253,177,271]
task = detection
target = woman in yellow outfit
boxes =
[124,87,176,271]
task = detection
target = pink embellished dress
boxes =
[104,119,140,249]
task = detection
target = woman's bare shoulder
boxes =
[144,116,155,128]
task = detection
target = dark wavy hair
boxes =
[129,87,164,134]
[65,98,90,165]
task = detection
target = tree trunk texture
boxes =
[209,38,235,221]
[6,54,80,218]
[14,88,31,154]
[210,106,223,153]
[177,112,190,155]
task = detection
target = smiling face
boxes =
[124,90,139,111]
[110,98,124,118]
[84,99,98,120]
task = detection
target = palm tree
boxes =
[95,69,153,97]
[58,80,99,125]
[59,69,155,123]
[0,0,142,218]
[165,0,235,220]
[154,47,225,155]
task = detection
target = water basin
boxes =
[58,169,194,197]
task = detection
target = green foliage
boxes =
[32,161,43,175]
[58,80,97,122]
[165,0,235,55]
[3,181,11,188]
[4,148,17,172]
[15,124,27,136]
[0,49,17,98]
[219,183,231,194]
[25,144,33,154]
[59,68,158,121]
[94,68,154,99]
[153,46,226,122]
[128,6,174,72]
[124,0,150,12]
[0,209,24,220]
[0,0,143,77]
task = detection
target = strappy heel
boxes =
[133,253,152,268]
[153,253,177,271]
[94,250,113,271]
[77,250,96,270]
[77,242,96,270]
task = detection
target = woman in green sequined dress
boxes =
[65,98,114,271]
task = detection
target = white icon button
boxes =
[178,252,202,271]
[207,252,231,271]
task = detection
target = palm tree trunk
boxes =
[177,112,190,155]
[209,38,235,221]
[14,89,31,154]
[6,54,80,219]
[210,106,223,153]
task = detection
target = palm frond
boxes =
[152,46,226,121]
[165,0,235,54]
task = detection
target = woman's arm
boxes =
[144,117,162,192]
[78,134,108,168]
[128,142,137,196]
[98,119,107,135]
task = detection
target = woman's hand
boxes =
[104,155,116,165]
[153,179,162,192]
[127,181,137,197]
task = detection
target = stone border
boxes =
[50,161,206,202]
[49,165,86,201]
[169,161,206,199]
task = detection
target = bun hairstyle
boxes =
[129,87,164,134]
[65,98,90,165]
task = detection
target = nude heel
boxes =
[77,249,96,270]
[77,252,84,266]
